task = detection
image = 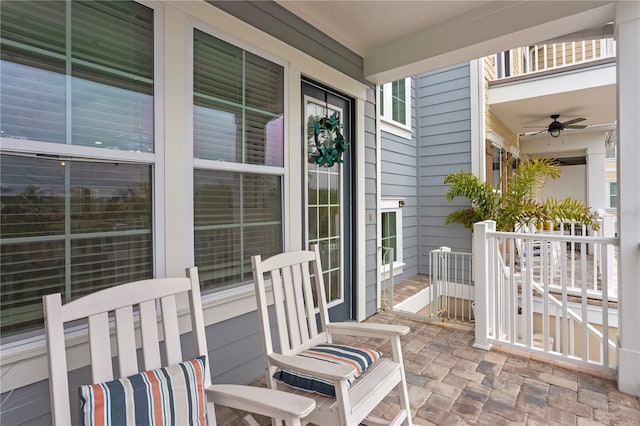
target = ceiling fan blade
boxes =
[523,129,547,136]
[564,124,587,129]
[561,117,586,126]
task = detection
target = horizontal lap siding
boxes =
[381,78,419,285]
[365,87,379,317]
[417,64,472,274]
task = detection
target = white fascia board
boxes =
[489,63,616,105]
[364,3,615,83]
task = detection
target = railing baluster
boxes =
[561,241,569,357]
[581,247,588,362]
[602,243,610,368]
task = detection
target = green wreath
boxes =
[311,111,348,167]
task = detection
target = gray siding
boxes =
[380,77,419,283]
[417,64,472,273]
[365,87,379,317]
[209,1,366,84]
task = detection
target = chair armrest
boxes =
[269,353,356,381]
[326,322,410,338]
[206,384,316,420]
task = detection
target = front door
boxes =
[302,80,354,321]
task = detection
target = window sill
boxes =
[0,283,263,393]
[380,119,412,140]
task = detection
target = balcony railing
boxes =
[494,38,616,80]
[473,219,619,372]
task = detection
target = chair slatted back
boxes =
[252,245,329,357]
[44,267,210,425]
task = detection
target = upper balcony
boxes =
[491,38,616,82]
[486,38,617,144]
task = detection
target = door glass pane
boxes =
[306,99,342,304]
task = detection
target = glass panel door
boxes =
[302,81,353,320]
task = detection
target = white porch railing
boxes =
[382,247,474,325]
[473,220,619,372]
[427,248,474,323]
[495,38,616,79]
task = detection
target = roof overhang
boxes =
[278,1,616,84]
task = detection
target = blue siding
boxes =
[381,77,419,284]
[365,87,380,316]
[417,64,472,272]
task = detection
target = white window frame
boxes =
[0,0,164,391]
[379,78,411,139]
[380,198,404,279]
[189,21,288,295]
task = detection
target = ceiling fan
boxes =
[527,114,587,137]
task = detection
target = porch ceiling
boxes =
[489,62,617,140]
[277,1,616,84]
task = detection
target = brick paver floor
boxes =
[213,311,640,425]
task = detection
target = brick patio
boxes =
[213,311,640,425]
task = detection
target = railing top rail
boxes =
[488,230,618,246]
[429,249,473,256]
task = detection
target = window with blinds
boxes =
[1,0,154,151]
[193,29,284,291]
[0,0,155,338]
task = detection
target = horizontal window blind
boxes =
[0,53,66,143]
[193,29,283,166]
[0,1,66,55]
[192,27,284,292]
[0,155,153,337]
[194,170,282,290]
[0,0,154,152]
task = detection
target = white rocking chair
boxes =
[43,266,315,426]
[251,245,413,426]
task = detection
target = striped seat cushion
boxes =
[79,356,207,426]
[273,344,381,397]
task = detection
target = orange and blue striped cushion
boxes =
[273,344,381,397]
[79,356,207,426]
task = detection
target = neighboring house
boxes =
[1,1,638,424]
[380,36,618,289]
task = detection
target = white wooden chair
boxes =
[43,266,315,426]
[251,245,413,426]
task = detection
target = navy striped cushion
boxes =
[78,356,208,426]
[273,344,381,397]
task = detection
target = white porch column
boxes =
[473,220,495,351]
[616,1,640,397]
[586,146,606,211]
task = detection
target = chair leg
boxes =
[396,378,412,426]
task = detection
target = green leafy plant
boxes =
[444,157,599,231]
[310,111,348,167]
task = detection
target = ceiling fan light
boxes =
[550,127,561,137]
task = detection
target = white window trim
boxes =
[380,198,404,279]
[0,0,164,391]
[379,78,411,140]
